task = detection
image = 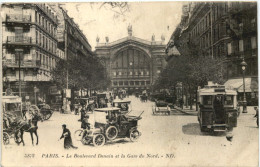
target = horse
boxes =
[19,113,43,146]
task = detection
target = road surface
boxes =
[2,96,258,166]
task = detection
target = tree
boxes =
[51,55,111,97]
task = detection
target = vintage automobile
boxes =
[152,100,171,115]
[112,99,132,114]
[197,82,238,132]
[80,107,143,147]
[2,96,23,145]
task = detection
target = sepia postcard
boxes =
[1,1,259,167]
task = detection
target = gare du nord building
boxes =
[95,26,167,94]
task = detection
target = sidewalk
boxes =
[174,106,197,116]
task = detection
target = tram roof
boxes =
[198,88,237,95]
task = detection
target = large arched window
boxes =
[112,48,150,70]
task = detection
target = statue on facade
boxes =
[96,35,100,43]
[152,34,155,41]
[128,24,132,36]
[105,36,109,43]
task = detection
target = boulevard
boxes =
[2,96,258,167]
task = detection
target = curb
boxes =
[174,107,197,116]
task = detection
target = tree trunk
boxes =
[189,84,192,110]
[195,87,198,111]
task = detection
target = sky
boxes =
[64,2,184,50]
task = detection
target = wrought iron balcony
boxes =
[6,36,32,44]
[6,14,31,23]
[3,58,41,68]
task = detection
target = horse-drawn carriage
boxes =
[2,96,23,145]
[152,100,171,115]
[79,107,143,147]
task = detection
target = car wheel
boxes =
[81,135,91,145]
[93,134,106,147]
[129,129,140,142]
[105,126,118,141]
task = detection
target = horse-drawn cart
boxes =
[152,100,171,115]
[2,96,23,145]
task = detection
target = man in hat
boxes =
[59,124,77,149]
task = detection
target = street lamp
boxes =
[240,58,247,113]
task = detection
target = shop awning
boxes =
[224,77,258,92]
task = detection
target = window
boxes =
[135,81,139,85]
[251,18,256,28]
[239,40,244,52]
[203,96,212,105]
[113,72,116,76]
[251,37,257,49]
[119,81,123,86]
[124,81,128,85]
[227,43,232,55]
[129,71,132,75]
[119,71,122,76]
[36,31,38,44]
[35,11,37,22]
[113,81,117,86]
[146,71,149,75]
[224,95,234,106]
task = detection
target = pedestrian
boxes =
[59,124,78,149]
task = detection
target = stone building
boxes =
[95,25,167,94]
[166,2,258,105]
[2,3,59,103]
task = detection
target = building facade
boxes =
[167,2,258,105]
[2,3,92,105]
[95,26,167,94]
[2,3,59,102]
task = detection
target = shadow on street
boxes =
[182,123,226,137]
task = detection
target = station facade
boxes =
[95,26,167,94]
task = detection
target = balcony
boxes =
[3,59,41,68]
[6,36,32,45]
[6,14,31,23]
[36,4,58,23]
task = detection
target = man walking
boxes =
[59,124,78,149]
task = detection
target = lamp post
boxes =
[240,58,247,113]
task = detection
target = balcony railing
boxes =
[6,14,31,22]
[6,36,32,44]
[37,4,58,23]
[3,59,41,68]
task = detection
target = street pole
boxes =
[241,58,247,113]
[18,51,21,97]
[242,69,247,113]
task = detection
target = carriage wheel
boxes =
[105,126,118,141]
[44,112,53,120]
[93,134,105,147]
[14,131,22,144]
[129,129,140,142]
[3,132,10,145]
[74,129,84,141]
